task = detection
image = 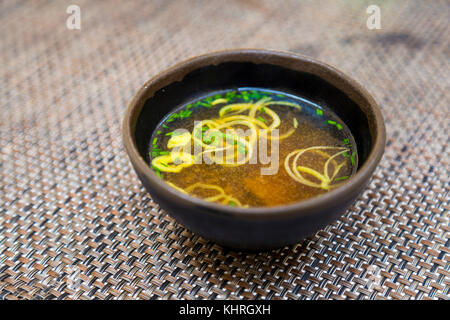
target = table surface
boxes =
[1,0,448,300]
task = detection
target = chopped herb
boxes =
[293,118,298,128]
[186,104,193,109]
[260,107,266,113]
[343,138,350,144]
[257,116,266,123]
[152,138,157,145]
[156,131,161,135]
[225,92,235,99]
[155,171,163,179]
[342,152,350,157]
[228,201,236,207]
[316,109,323,116]
[162,124,169,129]
[179,110,192,118]
[335,176,349,181]
[327,120,336,125]
[350,151,356,166]
[336,123,343,130]
[159,151,169,155]
[165,132,174,136]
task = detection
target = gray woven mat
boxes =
[1,0,449,300]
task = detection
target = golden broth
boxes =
[149,88,357,207]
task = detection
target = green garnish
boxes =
[336,123,343,130]
[228,201,236,207]
[179,110,192,118]
[335,176,349,181]
[316,109,323,116]
[257,116,266,123]
[293,118,298,128]
[350,151,356,166]
[327,120,336,125]
[152,138,157,145]
[225,92,236,100]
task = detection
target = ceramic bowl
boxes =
[123,49,385,249]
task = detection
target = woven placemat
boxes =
[1,0,448,300]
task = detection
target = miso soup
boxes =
[149,88,358,207]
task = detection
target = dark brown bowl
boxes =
[123,49,385,250]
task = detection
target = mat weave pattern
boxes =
[1,0,449,300]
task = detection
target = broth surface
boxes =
[149,88,358,207]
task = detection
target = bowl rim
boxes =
[123,48,386,219]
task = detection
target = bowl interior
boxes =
[134,61,372,170]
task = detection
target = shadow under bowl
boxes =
[123,49,386,250]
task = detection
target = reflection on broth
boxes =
[149,88,358,207]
